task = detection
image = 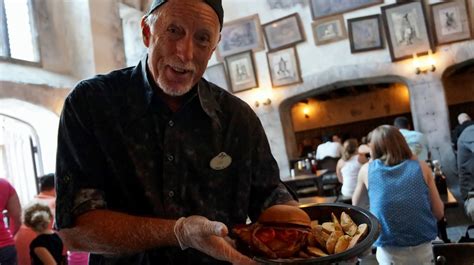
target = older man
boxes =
[55,1,296,264]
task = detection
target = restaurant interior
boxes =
[0,0,473,263]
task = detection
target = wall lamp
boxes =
[413,49,436,74]
[303,107,310,119]
[255,98,272,107]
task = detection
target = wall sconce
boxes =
[255,98,271,107]
[413,49,436,74]
[303,107,310,119]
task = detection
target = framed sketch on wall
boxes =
[309,0,383,20]
[266,47,302,87]
[204,63,230,91]
[225,51,258,93]
[312,15,347,45]
[217,14,265,59]
[262,13,305,51]
[348,15,384,53]
[431,1,472,45]
[382,1,434,61]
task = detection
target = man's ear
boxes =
[141,16,151,47]
[208,34,221,60]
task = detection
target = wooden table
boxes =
[298,195,337,208]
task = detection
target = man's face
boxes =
[141,0,220,96]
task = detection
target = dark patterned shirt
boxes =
[55,57,295,265]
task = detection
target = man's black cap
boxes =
[147,0,223,31]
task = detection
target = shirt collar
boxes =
[139,56,222,129]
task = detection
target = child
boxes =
[23,203,64,265]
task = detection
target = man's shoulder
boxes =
[74,66,136,95]
[205,80,254,115]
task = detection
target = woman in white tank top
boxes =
[336,139,367,197]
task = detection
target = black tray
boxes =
[253,203,380,265]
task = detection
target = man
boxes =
[457,124,474,221]
[393,116,430,161]
[451,113,474,152]
[55,1,296,264]
[15,173,56,265]
[315,135,342,160]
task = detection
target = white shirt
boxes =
[315,141,343,160]
[341,155,362,197]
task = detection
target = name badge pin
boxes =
[210,152,232,170]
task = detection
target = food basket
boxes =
[253,203,380,265]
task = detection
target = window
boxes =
[0,0,40,63]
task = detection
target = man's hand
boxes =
[174,215,259,265]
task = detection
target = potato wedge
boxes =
[312,225,330,248]
[334,235,351,254]
[310,219,319,229]
[340,212,357,236]
[326,230,344,254]
[306,246,328,257]
[321,222,335,234]
[331,212,343,232]
[347,223,369,249]
[298,250,311,258]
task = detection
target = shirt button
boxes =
[167,154,174,161]
[168,120,174,127]
[168,191,174,198]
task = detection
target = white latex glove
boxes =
[174,215,259,265]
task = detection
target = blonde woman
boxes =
[23,203,64,265]
[336,138,368,197]
[352,125,444,265]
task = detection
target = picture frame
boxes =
[217,14,265,59]
[204,63,230,91]
[312,15,347,45]
[225,51,258,93]
[266,47,302,87]
[381,1,434,62]
[348,14,384,53]
[309,0,384,20]
[262,13,306,51]
[431,0,472,45]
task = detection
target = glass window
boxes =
[0,0,39,62]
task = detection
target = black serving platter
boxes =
[253,203,380,265]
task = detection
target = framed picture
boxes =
[309,0,384,20]
[431,1,472,45]
[312,15,347,45]
[381,1,434,61]
[225,51,258,93]
[470,0,474,36]
[217,14,265,59]
[204,63,230,91]
[262,13,306,51]
[267,47,302,87]
[348,15,384,53]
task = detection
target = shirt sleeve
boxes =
[55,82,108,229]
[247,114,296,221]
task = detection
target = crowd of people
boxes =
[296,113,473,264]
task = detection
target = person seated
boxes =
[15,173,56,265]
[336,139,368,198]
[352,125,444,265]
[23,203,65,265]
[315,135,343,160]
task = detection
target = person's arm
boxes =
[33,247,57,265]
[59,210,177,254]
[352,163,369,207]
[336,159,344,184]
[419,160,444,220]
[61,210,257,265]
[6,189,21,235]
